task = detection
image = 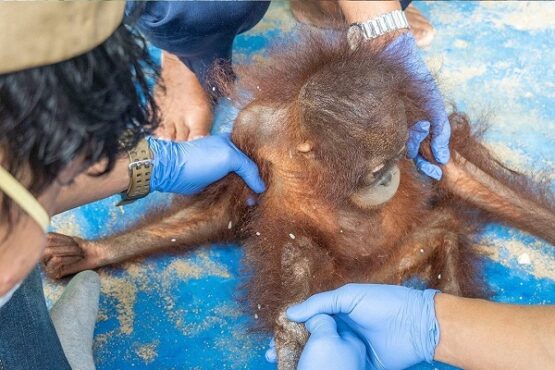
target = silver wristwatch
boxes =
[347,10,410,48]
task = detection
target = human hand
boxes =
[148,135,265,195]
[265,314,368,370]
[287,284,440,370]
[384,33,451,180]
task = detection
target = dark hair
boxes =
[0,22,160,226]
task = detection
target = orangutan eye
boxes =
[371,145,405,175]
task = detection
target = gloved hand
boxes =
[147,135,265,195]
[265,314,369,370]
[287,284,440,370]
[384,33,451,180]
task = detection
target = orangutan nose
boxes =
[379,172,393,187]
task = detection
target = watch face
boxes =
[347,24,362,49]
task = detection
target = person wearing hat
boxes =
[0,3,264,369]
[2,3,551,370]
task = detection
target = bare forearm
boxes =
[54,156,130,215]
[338,0,401,23]
[435,293,555,369]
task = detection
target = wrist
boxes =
[145,136,162,193]
[117,137,155,205]
[413,288,441,364]
[339,0,401,23]
[433,293,474,367]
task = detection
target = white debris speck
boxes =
[419,248,424,253]
[256,232,261,236]
[517,253,531,265]
[256,85,260,90]
[257,304,261,310]
[437,274,442,280]
[171,238,176,242]
[212,86,216,91]
[289,233,296,240]
[340,229,344,233]
[228,221,233,229]
[254,314,259,319]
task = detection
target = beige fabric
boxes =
[0,1,125,74]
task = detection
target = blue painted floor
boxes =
[45,2,555,369]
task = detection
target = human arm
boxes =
[339,0,401,23]
[54,135,265,215]
[288,284,555,370]
[338,1,450,180]
[434,292,555,369]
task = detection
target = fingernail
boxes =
[415,120,431,132]
[425,165,442,180]
[255,181,266,194]
[285,306,300,320]
[190,135,205,141]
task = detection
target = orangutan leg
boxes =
[372,210,468,296]
[274,237,318,370]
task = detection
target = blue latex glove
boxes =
[265,315,369,370]
[287,284,440,370]
[147,135,265,195]
[384,33,451,180]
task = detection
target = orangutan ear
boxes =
[296,141,313,153]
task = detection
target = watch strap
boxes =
[117,137,153,206]
[348,10,410,48]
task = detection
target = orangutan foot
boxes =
[43,233,108,279]
[155,51,213,141]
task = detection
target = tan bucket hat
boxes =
[0,1,125,74]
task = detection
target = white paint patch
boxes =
[483,142,531,173]
[444,65,487,87]
[479,237,555,280]
[255,232,261,236]
[517,253,532,265]
[454,39,468,48]
[482,2,555,31]
[289,233,296,240]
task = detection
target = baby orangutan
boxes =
[44,32,555,369]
